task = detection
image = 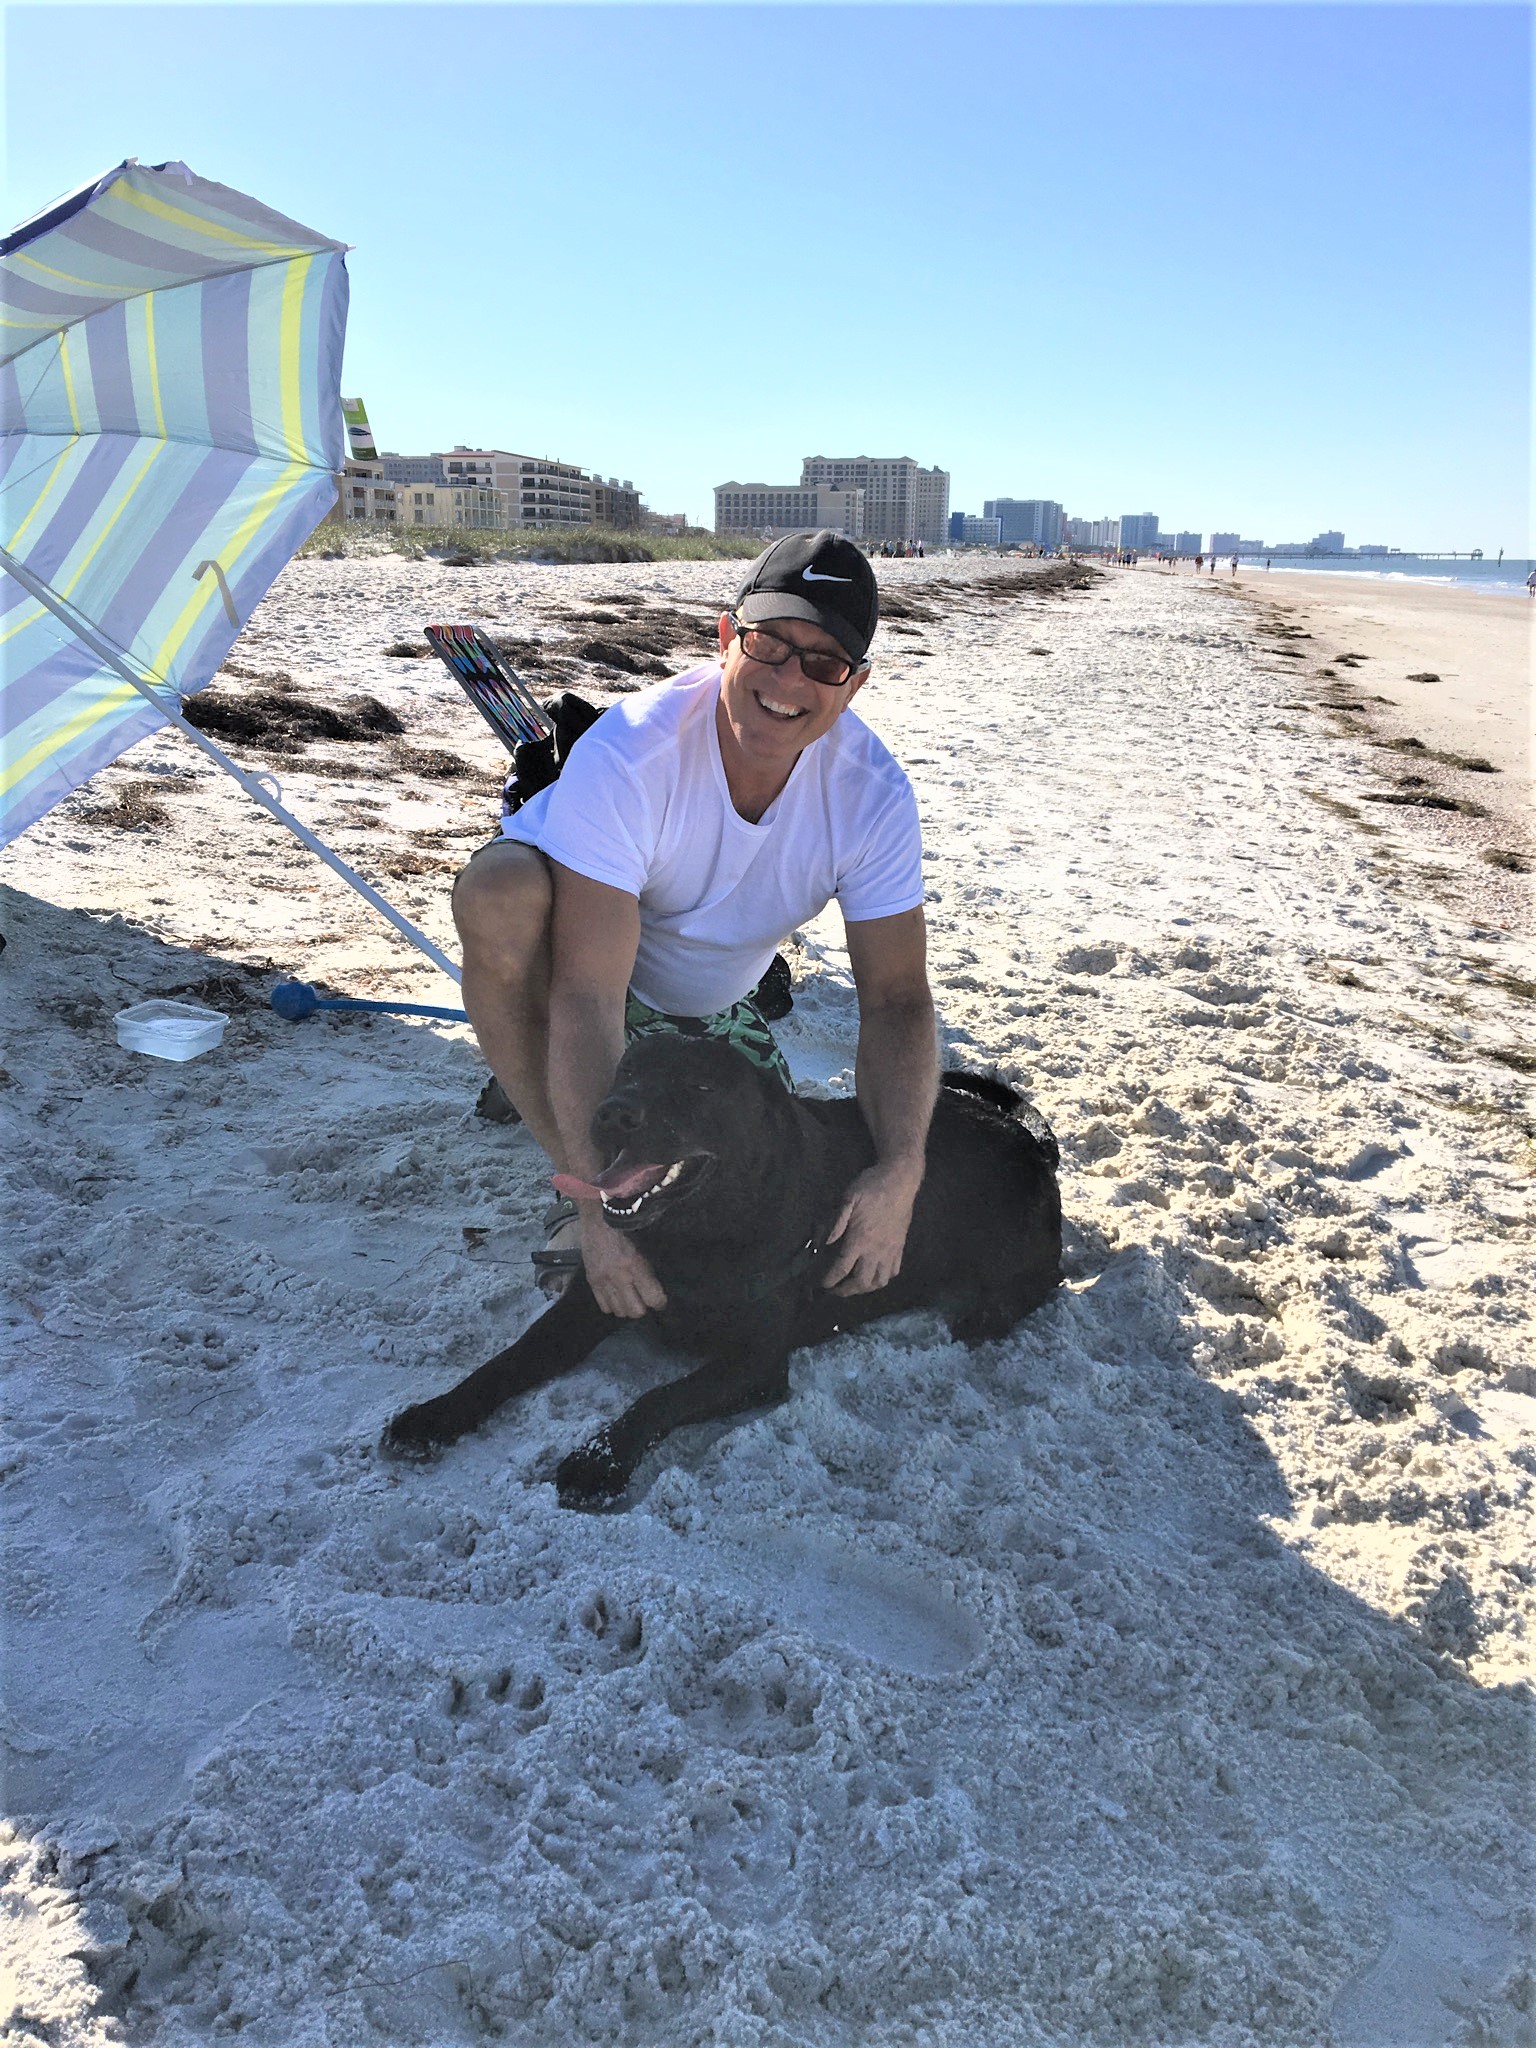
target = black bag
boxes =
[750,950,794,1022]
[501,691,606,817]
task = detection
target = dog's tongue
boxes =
[552,1157,668,1204]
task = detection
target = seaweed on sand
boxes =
[389,745,479,782]
[1361,790,1490,817]
[184,687,405,756]
[1376,736,1497,774]
[79,779,174,829]
[521,601,720,684]
[577,640,671,677]
[1303,789,1385,836]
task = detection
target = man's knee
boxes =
[453,841,553,965]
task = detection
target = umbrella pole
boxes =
[1,546,462,984]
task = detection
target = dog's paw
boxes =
[555,1431,629,1510]
[379,1398,461,1463]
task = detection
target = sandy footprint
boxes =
[729,1528,984,1678]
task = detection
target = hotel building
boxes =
[984,498,1063,549]
[799,456,950,547]
[1117,513,1161,550]
[713,482,865,539]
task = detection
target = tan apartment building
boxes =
[799,455,949,547]
[327,459,402,523]
[591,477,641,529]
[713,482,865,539]
[401,482,511,530]
[385,447,592,528]
[382,448,645,530]
[441,448,593,527]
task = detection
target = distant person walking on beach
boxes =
[1195,555,1204,573]
[1230,555,1239,577]
[1527,567,1535,598]
[452,530,935,1318]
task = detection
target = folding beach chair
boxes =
[425,622,607,817]
[424,624,553,753]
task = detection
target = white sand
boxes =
[1229,569,1531,794]
[3,555,1532,2048]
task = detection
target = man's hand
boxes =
[580,1205,668,1318]
[821,1160,922,1296]
[834,908,936,1297]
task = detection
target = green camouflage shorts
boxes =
[624,990,792,1091]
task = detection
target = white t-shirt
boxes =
[501,663,924,1016]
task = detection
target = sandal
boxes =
[531,1195,583,1286]
[475,1075,522,1125]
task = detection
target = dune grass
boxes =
[299,522,762,566]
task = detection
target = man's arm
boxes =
[822,907,938,1295]
[547,862,667,1318]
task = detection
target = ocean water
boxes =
[1249,555,1534,596]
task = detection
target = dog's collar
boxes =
[738,1236,820,1302]
[662,1235,820,1307]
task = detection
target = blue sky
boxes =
[5,4,1529,549]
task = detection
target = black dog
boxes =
[382,1033,1061,1505]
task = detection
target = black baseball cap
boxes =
[732,529,879,666]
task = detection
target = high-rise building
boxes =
[1209,531,1241,554]
[983,498,1063,549]
[714,482,864,539]
[1119,513,1160,549]
[1063,516,1120,549]
[1172,532,1203,555]
[800,456,949,546]
[1312,531,1345,553]
[954,515,1002,546]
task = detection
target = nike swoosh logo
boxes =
[802,566,853,582]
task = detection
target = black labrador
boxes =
[382,1032,1062,1505]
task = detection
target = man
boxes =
[451,530,938,1322]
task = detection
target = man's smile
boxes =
[753,690,809,722]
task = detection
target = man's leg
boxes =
[452,841,569,1168]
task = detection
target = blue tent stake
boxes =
[271,980,469,1023]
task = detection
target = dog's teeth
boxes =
[602,1161,688,1216]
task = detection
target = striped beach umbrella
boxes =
[0,159,348,847]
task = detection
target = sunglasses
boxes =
[729,617,861,689]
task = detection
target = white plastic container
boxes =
[114,999,229,1062]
